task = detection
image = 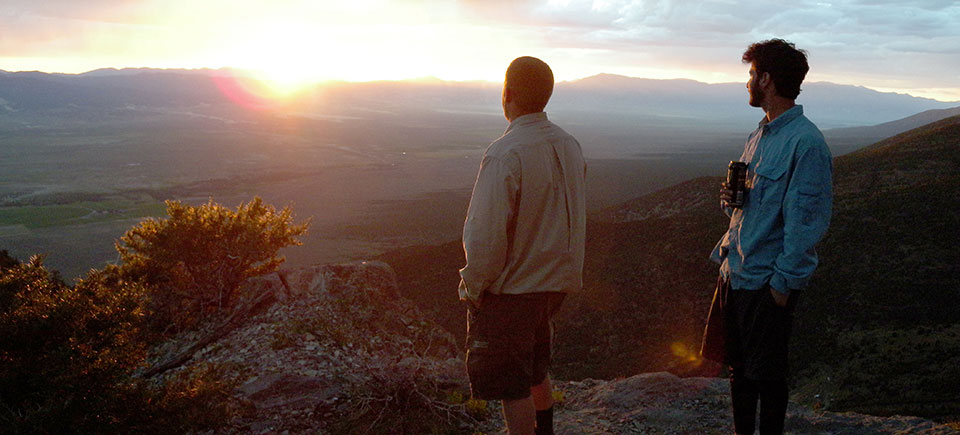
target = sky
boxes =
[1,0,959,102]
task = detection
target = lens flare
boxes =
[670,341,704,366]
[210,71,299,111]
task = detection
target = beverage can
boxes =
[726,161,747,208]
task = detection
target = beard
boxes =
[748,85,765,108]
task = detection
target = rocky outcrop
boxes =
[552,372,958,434]
[146,261,958,434]
[147,261,469,434]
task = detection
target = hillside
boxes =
[379,176,727,380]
[825,106,960,155]
[813,114,960,324]
[827,106,960,142]
[380,115,960,421]
[791,115,960,418]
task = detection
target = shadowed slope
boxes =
[380,115,960,420]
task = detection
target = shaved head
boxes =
[504,56,554,113]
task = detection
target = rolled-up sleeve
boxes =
[771,140,833,293]
[458,155,519,303]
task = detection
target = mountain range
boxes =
[554,73,958,129]
[1,68,956,132]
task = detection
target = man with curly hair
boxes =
[712,39,833,435]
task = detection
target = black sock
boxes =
[535,406,554,435]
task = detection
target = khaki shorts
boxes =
[465,292,565,401]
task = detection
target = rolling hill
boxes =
[789,115,960,418]
[825,105,960,155]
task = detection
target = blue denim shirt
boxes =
[710,105,833,295]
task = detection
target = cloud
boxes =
[0,0,151,25]
[451,0,960,98]
[0,0,186,58]
[1,0,957,100]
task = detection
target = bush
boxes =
[116,197,308,334]
[1,197,309,432]
[0,256,248,434]
[0,257,148,432]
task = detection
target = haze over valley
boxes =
[1,68,958,279]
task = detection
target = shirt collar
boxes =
[505,112,548,134]
[758,105,803,134]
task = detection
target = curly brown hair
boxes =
[742,39,809,100]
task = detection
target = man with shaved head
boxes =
[459,56,586,435]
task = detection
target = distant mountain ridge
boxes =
[559,73,957,129]
[827,106,960,141]
[0,69,954,130]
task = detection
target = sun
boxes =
[213,14,469,95]
[219,22,339,98]
[251,63,321,98]
[206,9,511,99]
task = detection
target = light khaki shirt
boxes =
[458,112,587,304]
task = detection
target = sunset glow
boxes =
[1,0,958,102]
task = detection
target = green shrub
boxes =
[116,197,308,334]
[793,324,960,420]
[1,197,310,432]
[0,257,148,432]
[0,254,250,434]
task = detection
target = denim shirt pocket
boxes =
[750,162,787,209]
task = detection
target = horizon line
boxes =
[2,67,958,104]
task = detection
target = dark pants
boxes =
[723,282,798,435]
[731,369,789,435]
[465,292,566,401]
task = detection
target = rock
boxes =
[550,373,958,434]
[273,260,398,300]
[148,262,958,434]
[240,373,339,410]
[240,272,287,301]
[148,260,464,433]
[276,267,327,299]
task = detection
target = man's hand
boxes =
[720,182,736,208]
[770,288,789,307]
